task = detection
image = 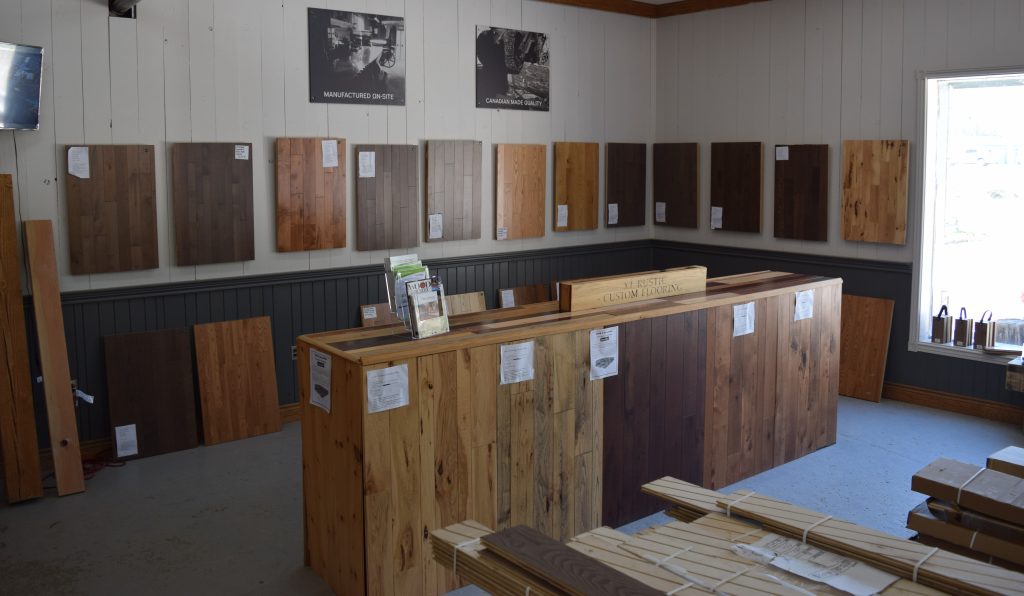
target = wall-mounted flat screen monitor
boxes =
[0,41,44,131]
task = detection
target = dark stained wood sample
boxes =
[839,294,894,403]
[425,140,482,242]
[773,144,829,241]
[275,137,347,252]
[498,283,554,308]
[710,142,763,233]
[171,142,255,266]
[553,142,598,231]
[841,139,910,245]
[104,328,199,460]
[355,144,419,250]
[652,142,698,228]
[495,144,546,240]
[605,142,646,227]
[65,145,158,274]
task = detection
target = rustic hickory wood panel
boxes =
[425,140,482,242]
[605,143,646,227]
[65,144,158,274]
[171,142,255,265]
[652,142,698,228]
[495,144,546,240]
[355,145,419,250]
[23,220,86,496]
[841,140,910,245]
[553,142,599,231]
[274,138,346,252]
[773,144,829,241]
[104,328,199,459]
[710,142,763,233]
[193,316,281,445]
[839,294,894,403]
[0,176,42,503]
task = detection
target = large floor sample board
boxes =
[65,145,158,274]
[275,138,346,251]
[495,144,546,240]
[171,143,255,265]
[652,143,698,228]
[841,140,909,245]
[773,144,829,241]
[605,143,646,227]
[355,145,418,250]
[710,142,763,233]
[425,140,482,242]
[553,142,598,231]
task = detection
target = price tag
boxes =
[776,146,789,161]
[711,206,723,230]
[497,227,508,240]
[607,203,619,225]
[321,140,339,168]
[359,151,375,177]
[557,204,568,228]
[655,202,666,223]
[234,144,250,160]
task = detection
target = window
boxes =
[914,70,1024,358]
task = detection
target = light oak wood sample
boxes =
[425,140,482,242]
[558,266,706,312]
[65,145,158,274]
[445,291,486,316]
[275,138,346,252]
[495,144,546,240]
[652,142,698,228]
[839,294,894,403]
[554,142,599,231]
[773,143,829,241]
[605,142,646,227]
[355,144,419,250]
[710,142,763,233]
[841,140,910,245]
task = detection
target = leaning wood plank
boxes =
[274,137,346,251]
[0,176,42,502]
[841,140,910,245]
[193,316,281,445]
[498,284,553,308]
[359,302,402,328]
[839,294,894,402]
[912,458,1024,527]
[23,220,85,496]
[445,291,486,316]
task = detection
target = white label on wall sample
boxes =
[497,227,508,240]
[68,147,90,179]
[607,203,619,225]
[309,348,332,413]
[500,341,535,385]
[321,140,339,168]
[776,146,790,161]
[359,151,375,178]
[367,364,409,413]
[235,145,250,160]
[733,301,756,337]
[711,206,724,230]
[428,213,443,239]
[655,202,666,223]
[557,204,568,228]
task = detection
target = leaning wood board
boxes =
[498,283,553,308]
[773,144,829,241]
[355,144,419,250]
[425,140,482,242]
[495,144,546,240]
[360,303,402,328]
[23,220,86,496]
[193,317,281,445]
[652,142,698,228]
[445,291,486,316]
[553,142,598,231]
[0,176,42,503]
[605,143,646,227]
[65,144,158,274]
[710,142,762,233]
[839,294,894,402]
[841,140,910,245]
[274,137,346,251]
[171,142,255,265]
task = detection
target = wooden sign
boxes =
[558,266,706,312]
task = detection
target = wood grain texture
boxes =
[0,176,42,503]
[445,291,486,316]
[710,142,763,233]
[554,142,599,231]
[498,284,554,308]
[193,316,281,445]
[604,143,646,228]
[171,142,255,265]
[773,144,829,241]
[652,143,698,228]
[839,294,894,403]
[496,144,546,240]
[425,140,482,242]
[841,140,910,245]
[23,220,85,496]
[355,144,419,250]
[104,328,199,459]
[274,138,346,252]
[65,145,158,274]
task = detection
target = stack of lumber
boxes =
[908,453,1024,569]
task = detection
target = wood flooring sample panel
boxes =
[605,143,646,227]
[194,316,281,445]
[710,142,763,233]
[65,145,158,274]
[773,144,829,241]
[171,142,255,265]
[425,140,482,242]
[553,142,598,231]
[841,140,909,245]
[355,145,418,250]
[495,144,546,240]
[104,328,199,459]
[653,143,698,228]
[275,138,346,251]
[839,294,894,403]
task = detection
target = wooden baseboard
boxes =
[882,382,1024,425]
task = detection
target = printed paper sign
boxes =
[234,144,250,160]
[309,348,332,413]
[607,203,619,225]
[359,151,375,178]
[711,206,724,230]
[321,140,339,168]
[794,289,814,321]
[557,204,568,228]
[500,289,515,308]
[68,147,90,179]
[733,301,756,337]
[367,364,409,413]
[362,305,377,320]
[114,424,138,458]
[590,327,619,380]
[500,341,535,384]
[497,227,508,240]
[655,202,666,223]
[428,213,443,240]
[776,145,790,161]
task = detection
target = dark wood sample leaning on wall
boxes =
[355,144,419,250]
[65,145,158,274]
[553,142,599,231]
[605,142,646,227]
[839,294,894,403]
[841,139,910,245]
[710,142,763,233]
[495,144,546,240]
[171,142,255,266]
[652,142,698,228]
[773,144,829,241]
[104,328,199,459]
[425,140,482,242]
[275,137,347,252]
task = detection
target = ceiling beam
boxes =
[655,0,769,17]
[528,0,769,18]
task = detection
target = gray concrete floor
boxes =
[1,396,1021,595]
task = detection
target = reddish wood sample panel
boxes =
[839,294,894,403]
[773,144,829,241]
[710,142,762,233]
[355,145,419,250]
[275,138,347,252]
[554,142,599,231]
[653,142,698,228]
[425,140,482,242]
[605,142,646,227]
[495,144,546,240]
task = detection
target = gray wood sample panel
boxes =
[425,140,482,242]
[355,145,419,250]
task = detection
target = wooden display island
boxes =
[298,270,842,596]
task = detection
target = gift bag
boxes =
[973,310,996,349]
[932,305,952,344]
[954,307,973,347]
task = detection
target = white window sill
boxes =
[909,340,1020,365]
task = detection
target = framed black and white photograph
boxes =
[475,26,549,112]
[307,8,405,106]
